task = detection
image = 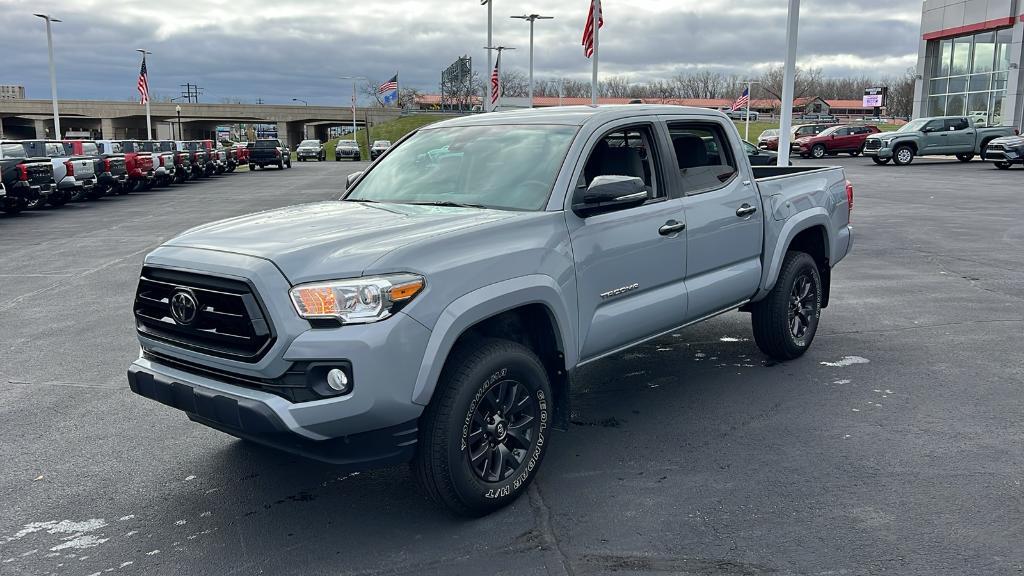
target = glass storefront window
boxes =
[946,93,966,116]
[938,39,952,76]
[928,95,946,117]
[969,74,990,92]
[972,32,994,73]
[951,38,971,75]
[995,28,1012,71]
[989,93,1003,125]
[992,71,1008,92]
[967,92,989,120]
[929,78,948,94]
[947,75,968,93]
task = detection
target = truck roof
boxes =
[431,104,727,129]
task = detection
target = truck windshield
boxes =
[346,124,578,211]
[1,143,26,158]
[898,119,929,132]
[299,140,319,147]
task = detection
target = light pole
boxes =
[33,13,62,139]
[292,98,308,106]
[339,76,365,139]
[175,104,182,140]
[136,49,152,139]
[481,0,493,111]
[510,14,554,108]
[777,0,801,166]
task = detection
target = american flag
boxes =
[582,0,603,59]
[490,53,501,105]
[731,87,749,111]
[377,75,398,95]
[137,56,149,104]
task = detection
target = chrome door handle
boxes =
[659,220,686,236]
[736,204,757,217]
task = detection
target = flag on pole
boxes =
[137,56,150,104]
[730,87,749,111]
[582,0,603,58]
[378,75,399,105]
[490,53,501,106]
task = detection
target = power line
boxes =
[178,83,203,103]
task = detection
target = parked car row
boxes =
[0,138,249,215]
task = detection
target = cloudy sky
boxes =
[2,0,923,105]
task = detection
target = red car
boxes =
[759,123,836,151]
[793,125,881,159]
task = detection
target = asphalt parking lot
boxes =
[1,156,1022,576]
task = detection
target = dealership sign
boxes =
[863,87,887,108]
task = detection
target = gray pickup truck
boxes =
[127,106,853,516]
[864,115,1015,165]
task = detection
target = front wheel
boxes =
[413,338,552,517]
[956,153,974,162]
[810,144,826,159]
[751,251,822,361]
[892,145,915,166]
[994,161,1011,170]
[850,148,862,157]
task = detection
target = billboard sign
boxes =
[863,87,887,108]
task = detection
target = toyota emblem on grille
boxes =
[169,289,199,325]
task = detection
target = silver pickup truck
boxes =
[127,106,853,516]
[23,140,97,207]
[864,115,1016,165]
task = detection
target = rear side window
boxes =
[45,143,65,157]
[667,122,738,195]
[945,118,969,130]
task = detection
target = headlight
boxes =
[289,274,425,324]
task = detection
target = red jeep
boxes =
[793,125,881,159]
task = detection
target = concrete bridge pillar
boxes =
[33,119,48,139]
[101,118,115,139]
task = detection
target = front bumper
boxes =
[863,142,892,158]
[128,360,418,468]
[983,148,1023,163]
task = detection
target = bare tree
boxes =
[499,69,529,98]
[883,67,916,118]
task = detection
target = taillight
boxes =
[845,179,854,217]
[17,164,28,181]
[275,148,281,157]
[104,158,111,171]
[64,160,75,177]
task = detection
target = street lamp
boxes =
[339,76,366,140]
[33,13,62,139]
[136,49,152,139]
[175,104,182,140]
[292,98,308,106]
[510,14,554,108]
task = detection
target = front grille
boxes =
[986,144,1004,151]
[864,140,881,151]
[134,267,275,362]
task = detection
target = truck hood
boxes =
[163,201,518,283]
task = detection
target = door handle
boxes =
[736,204,757,217]
[659,220,686,236]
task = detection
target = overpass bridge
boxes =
[0,100,403,145]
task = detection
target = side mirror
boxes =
[830,134,836,139]
[573,175,647,217]
[346,171,363,189]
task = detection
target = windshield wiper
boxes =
[345,198,379,203]
[406,201,489,209]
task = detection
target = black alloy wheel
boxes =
[788,273,817,343]
[466,379,540,483]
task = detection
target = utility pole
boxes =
[511,14,554,108]
[340,75,366,142]
[34,13,62,138]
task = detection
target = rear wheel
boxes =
[956,153,974,162]
[47,191,68,207]
[871,156,890,165]
[751,251,822,361]
[892,145,915,166]
[413,338,552,517]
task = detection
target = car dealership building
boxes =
[914,0,1024,129]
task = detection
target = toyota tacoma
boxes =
[128,106,854,516]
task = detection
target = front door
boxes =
[566,121,688,361]
[665,118,764,322]
[923,118,951,153]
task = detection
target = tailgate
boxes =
[74,159,95,178]
[26,161,54,185]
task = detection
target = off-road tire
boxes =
[413,338,552,517]
[751,251,822,361]
[956,153,974,162]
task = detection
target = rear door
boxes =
[566,120,689,361]
[945,117,975,151]
[665,117,764,322]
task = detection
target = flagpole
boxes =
[591,0,600,105]
[485,0,493,112]
[137,49,152,140]
[777,0,800,166]
[395,73,400,108]
[745,81,752,142]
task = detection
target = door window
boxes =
[580,125,662,200]
[667,123,738,195]
[944,118,969,131]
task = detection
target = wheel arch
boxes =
[411,276,577,429]
[755,213,833,304]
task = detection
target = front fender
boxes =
[410,274,577,406]
[755,209,833,300]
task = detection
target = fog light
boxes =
[326,368,350,392]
